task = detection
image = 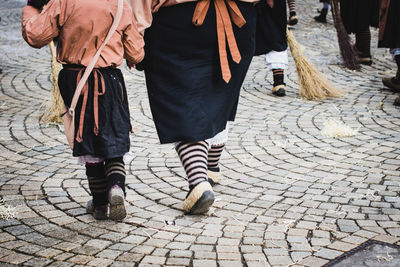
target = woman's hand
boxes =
[266,0,274,8]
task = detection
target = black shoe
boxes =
[183,181,215,215]
[288,15,298,26]
[394,96,400,106]
[382,77,400,92]
[272,84,286,96]
[314,8,328,23]
[352,45,372,65]
[358,55,372,66]
[0,66,2,74]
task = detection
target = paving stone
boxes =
[298,256,329,267]
[166,257,191,266]
[0,252,32,265]
[327,241,358,252]
[140,255,166,265]
[193,260,217,267]
[267,255,293,266]
[314,248,343,260]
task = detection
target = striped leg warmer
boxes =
[105,157,126,193]
[207,144,225,172]
[287,0,296,16]
[176,141,209,189]
[86,162,107,206]
[272,68,285,86]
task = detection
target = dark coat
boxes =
[340,0,379,34]
[379,0,400,48]
[255,0,287,56]
[143,2,257,144]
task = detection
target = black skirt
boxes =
[143,1,256,144]
[378,0,400,48]
[58,66,131,158]
[340,0,379,34]
[255,0,288,56]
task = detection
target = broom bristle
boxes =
[286,29,343,101]
[40,41,64,124]
[330,0,361,70]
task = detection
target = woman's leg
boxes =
[265,50,289,96]
[315,1,330,23]
[355,27,372,65]
[105,157,127,221]
[86,162,108,220]
[206,125,230,185]
[207,144,225,185]
[176,141,215,214]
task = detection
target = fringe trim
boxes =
[206,124,229,146]
[265,50,289,71]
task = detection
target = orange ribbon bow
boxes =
[192,0,246,83]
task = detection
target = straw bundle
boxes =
[286,29,343,100]
[0,198,17,220]
[40,40,64,124]
[321,118,358,138]
[330,0,360,70]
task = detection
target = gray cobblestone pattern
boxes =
[1,0,399,266]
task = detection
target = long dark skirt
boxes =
[378,0,400,48]
[255,0,288,56]
[58,66,131,158]
[340,0,379,34]
[143,1,256,144]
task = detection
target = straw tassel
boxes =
[286,28,343,100]
[40,40,64,124]
[330,0,361,70]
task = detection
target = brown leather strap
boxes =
[74,68,106,143]
[93,70,106,136]
[193,0,246,83]
[75,69,87,143]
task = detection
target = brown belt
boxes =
[66,67,106,143]
[192,0,246,83]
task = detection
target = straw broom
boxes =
[286,28,343,100]
[330,0,360,70]
[40,40,64,123]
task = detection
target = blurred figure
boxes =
[256,0,289,96]
[340,0,379,65]
[378,0,400,104]
[314,0,330,23]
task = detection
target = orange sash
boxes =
[193,0,246,83]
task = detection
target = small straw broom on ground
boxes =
[330,0,360,70]
[40,40,64,124]
[286,28,343,100]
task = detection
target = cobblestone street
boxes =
[0,0,400,266]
